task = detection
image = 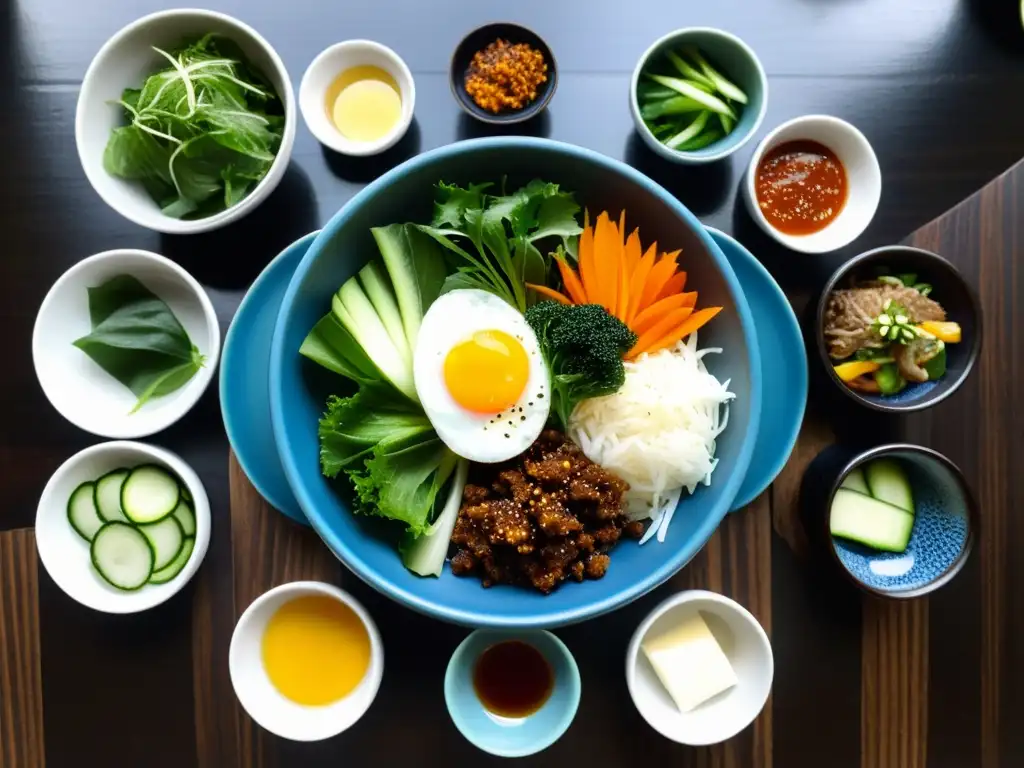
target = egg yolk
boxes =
[444,330,530,414]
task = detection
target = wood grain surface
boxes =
[2,1,1024,766]
[0,530,45,768]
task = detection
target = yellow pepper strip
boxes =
[834,360,881,382]
[917,321,961,343]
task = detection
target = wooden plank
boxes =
[900,160,1024,768]
[226,452,343,768]
[861,599,928,768]
[0,529,45,768]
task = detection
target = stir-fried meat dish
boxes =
[824,281,946,360]
[450,430,642,594]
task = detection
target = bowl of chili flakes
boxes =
[450,22,557,124]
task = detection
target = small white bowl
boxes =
[35,441,211,614]
[229,581,384,741]
[299,40,415,157]
[626,590,773,746]
[33,249,220,439]
[743,115,882,254]
[75,9,296,234]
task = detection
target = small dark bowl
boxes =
[807,444,978,599]
[450,23,557,124]
[815,245,982,412]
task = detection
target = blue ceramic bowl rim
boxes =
[815,244,983,413]
[629,27,769,162]
[705,226,807,510]
[443,629,581,757]
[826,443,979,599]
[270,136,762,627]
[221,231,319,520]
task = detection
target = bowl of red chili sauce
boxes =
[743,115,881,254]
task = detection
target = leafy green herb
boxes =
[102,33,283,219]
[416,180,583,312]
[72,275,205,412]
[318,387,456,536]
[524,302,637,431]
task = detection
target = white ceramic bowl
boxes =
[35,441,211,614]
[75,9,296,234]
[229,581,384,741]
[299,40,415,157]
[743,115,882,253]
[33,249,220,438]
[626,590,773,745]
[630,27,768,166]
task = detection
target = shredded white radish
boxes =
[569,332,734,534]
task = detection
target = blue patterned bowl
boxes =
[826,444,977,598]
[815,245,982,413]
[444,629,580,757]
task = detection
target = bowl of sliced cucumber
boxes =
[35,440,210,613]
[823,444,977,599]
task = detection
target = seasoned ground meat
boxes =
[449,430,639,594]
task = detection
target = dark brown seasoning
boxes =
[755,140,848,235]
[449,430,641,594]
[464,39,548,114]
[473,641,553,718]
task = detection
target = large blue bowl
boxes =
[269,137,762,627]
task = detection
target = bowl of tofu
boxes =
[625,589,773,745]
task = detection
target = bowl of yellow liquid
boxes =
[229,581,384,741]
[299,40,414,157]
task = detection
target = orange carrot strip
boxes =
[637,307,724,358]
[593,212,617,313]
[656,271,687,301]
[628,308,695,359]
[578,218,597,304]
[631,293,695,335]
[526,283,572,304]
[626,243,657,324]
[624,228,642,274]
[616,248,630,321]
[555,257,587,304]
[638,259,679,312]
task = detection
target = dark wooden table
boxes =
[3,1,1024,766]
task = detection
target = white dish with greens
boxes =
[33,248,219,438]
[75,9,295,234]
[35,441,210,613]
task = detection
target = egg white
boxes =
[413,289,551,463]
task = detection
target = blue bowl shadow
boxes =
[269,137,762,627]
[444,629,580,757]
[706,227,807,511]
[221,232,318,525]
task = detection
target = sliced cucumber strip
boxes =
[94,469,130,523]
[171,499,196,537]
[138,516,185,571]
[121,465,181,524]
[840,467,870,495]
[180,484,192,504]
[68,481,104,542]
[90,522,154,590]
[865,459,914,514]
[830,488,915,553]
[149,537,195,585]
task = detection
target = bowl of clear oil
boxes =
[299,40,415,156]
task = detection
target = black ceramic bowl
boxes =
[802,443,978,599]
[450,23,557,124]
[815,245,981,412]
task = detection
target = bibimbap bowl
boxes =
[269,137,761,627]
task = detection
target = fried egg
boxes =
[413,289,550,463]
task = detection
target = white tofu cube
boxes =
[641,611,738,713]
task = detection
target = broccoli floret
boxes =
[525,302,637,431]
